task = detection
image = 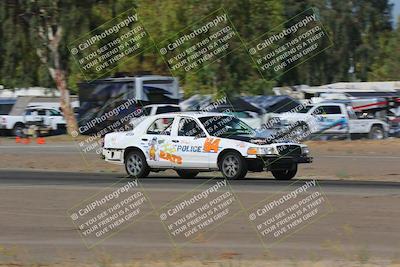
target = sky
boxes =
[391,0,400,27]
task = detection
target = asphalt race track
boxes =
[0,170,399,263]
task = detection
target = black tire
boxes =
[271,164,298,180]
[176,170,199,178]
[219,151,247,180]
[51,124,67,135]
[13,123,25,136]
[368,125,386,140]
[124,150,150,178]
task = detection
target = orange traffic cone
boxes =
[22,137,30,144]
[15,136,21,143]
[36,137,46,145]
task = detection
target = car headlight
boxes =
[247,147,275,155]
[302,147,310,155]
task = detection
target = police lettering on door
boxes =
[176,145,202,153]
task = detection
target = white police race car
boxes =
[102,112,312,180]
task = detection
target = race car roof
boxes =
[132,112,234,134]
[147,111,233,118]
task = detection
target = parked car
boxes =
[0,107,66,135]
[103,112,312,180]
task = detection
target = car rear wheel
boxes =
[220,151,247,180]
[271,164,297,180]
[125,150,150,178]
[369,125,385,140]
[176,170,199,178]
[13,123,24,136]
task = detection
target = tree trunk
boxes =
[51,69,78,135]
[35,19,79,136]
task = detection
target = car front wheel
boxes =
[125,150,150,178]
[219,151,247,180]
[271,164,297,180]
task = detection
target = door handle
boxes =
[141,138,148,141]
[172,140,179,143]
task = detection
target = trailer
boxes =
[78,75,179,135]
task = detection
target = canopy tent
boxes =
[216,97,264,114]
[181,94,301,114]
[241,95,301,113]
[201,96,264,114]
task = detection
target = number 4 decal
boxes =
[203,138,220,153]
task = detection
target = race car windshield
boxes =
[199,116,255,137]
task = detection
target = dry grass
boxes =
[1,260,400,267]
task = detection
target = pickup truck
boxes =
[0,107,66,135]
[268,102,389,140]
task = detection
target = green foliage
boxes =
[281,0,393,85]
[0,0,397,97]
[369,19,400,81]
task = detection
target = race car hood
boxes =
[219,127,304,144]
[221,130,275,145]
[222,135,270,145]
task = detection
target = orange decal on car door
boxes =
[203,138,220,153]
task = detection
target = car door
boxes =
[24,109,34,122]
[141,117,175,168]
[347,107,369,134]
[25,109,44,125]
[171,117,209,169]
[312,105,348,134]
[37,109,47,125]
[43,110,53,128]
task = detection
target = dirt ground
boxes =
[0,260,399,267]
[0,136,399,267]
[0,136,399,181]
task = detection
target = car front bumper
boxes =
[259,155,313,164]
[246,155,313,172]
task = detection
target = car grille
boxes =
[277,145,302,156]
